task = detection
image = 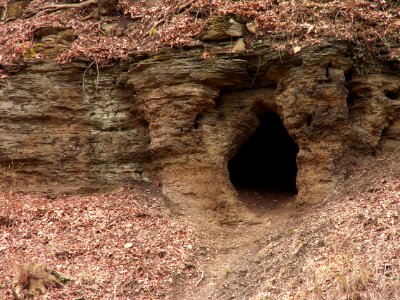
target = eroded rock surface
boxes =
[1,41,399,211]
[0,62,151,194]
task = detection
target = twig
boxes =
[109,281,118,300]
[81,60,100,96]
[82,61,95,97]
[94,60,100,93]
[195,271,204,287]
[251,53,261,87]
[132,199,142,210]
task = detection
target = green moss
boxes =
[23,47,37,61]
[57,29,76,44]
[149,26,158,36]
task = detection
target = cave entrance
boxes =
[228,111,299,211]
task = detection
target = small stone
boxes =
[227,18,244,37]
[185,261,195,269]
[124,243,133,248]
[238,268,248,275]
[232,38,245,53]
[293,46,302,54]
[246,22,257,34]
[201,16,243,41]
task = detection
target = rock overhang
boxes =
[0,41,399,214]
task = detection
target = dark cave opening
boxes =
[228,112,299,208]
[384,89,400,100]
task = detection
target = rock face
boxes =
[0,62,151,194]
[1,41,399,211]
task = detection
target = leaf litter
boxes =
[0,184,196,299]
[0,0,399,65]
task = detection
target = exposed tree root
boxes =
[41,0,98,12]
[27,0,118,20]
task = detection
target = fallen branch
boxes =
[132,198,142,210]
[41,0,98,11]
[109,280,118,300]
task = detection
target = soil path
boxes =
[178,188,297,300]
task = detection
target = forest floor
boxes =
[1,150,400,300]
[0,184,196,299]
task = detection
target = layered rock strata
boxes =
[1,41,399,209]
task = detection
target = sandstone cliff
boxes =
[1,39,400,212]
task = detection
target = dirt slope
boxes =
[178,150,400,300]
[1,151,400,300]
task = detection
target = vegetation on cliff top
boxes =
[0,0,399,66]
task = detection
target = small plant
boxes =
[223,268,232,277]
[287,228,295,235]
[171,268,182,279]
[149,26,158,36]
[22,47,37,62]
